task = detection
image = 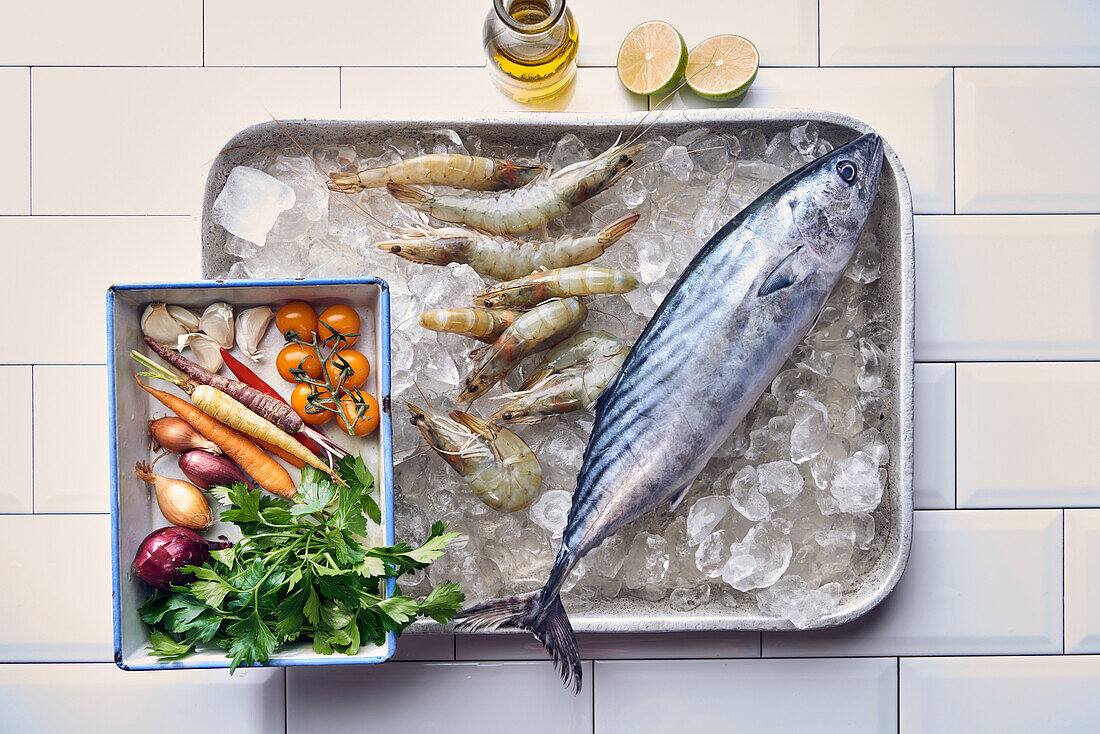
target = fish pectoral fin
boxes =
[758,246,809,297]
[668,480,695,512]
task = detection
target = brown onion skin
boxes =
[148,417,220,454]
[131,526,230,590]
[178,450,257,492]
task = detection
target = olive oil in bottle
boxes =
[483,0,578,104]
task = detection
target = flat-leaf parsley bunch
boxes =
[140,455,463,670]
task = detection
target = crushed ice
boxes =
[216,125,892,629]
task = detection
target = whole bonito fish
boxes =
[455,133,885,691]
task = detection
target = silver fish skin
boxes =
[454,133,886,691]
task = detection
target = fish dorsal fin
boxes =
[668,480,694,511]
[758,246,812,297]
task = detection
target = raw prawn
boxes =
[386,140,644,235]
[459,297,587,404]
[419,307,522,343]
[489,330,627,425]
[377,212,640,281]
[473,265,638,310]
[327,154,543,194]
[407,403,542,512]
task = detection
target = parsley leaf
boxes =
[147,630,193,660]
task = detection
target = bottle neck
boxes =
[493,0,567,40]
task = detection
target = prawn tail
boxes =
[453,589,582,693]
[386,182,433,209]
[496,161,546,189]
[597,211,641,245]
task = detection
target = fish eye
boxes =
[836,160,857,184]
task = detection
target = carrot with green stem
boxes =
[131,351,342,483]
[133,375,296,500]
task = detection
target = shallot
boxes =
[131,526,230,590]
[135,461,213,529]
[178,449,256,491]
[148,417,221,455]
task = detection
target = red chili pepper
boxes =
[220,347,330,459]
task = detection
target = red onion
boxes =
[178,449,257,492]
[131,526,231,590]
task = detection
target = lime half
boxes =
[616,20,688,97]
[685,34,759,101]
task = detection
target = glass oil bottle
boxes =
[483,0,579,104]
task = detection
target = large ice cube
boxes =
[721,521,792,591]
[755,575,841,629]
[212,166,295,246]
[829,451,884,512]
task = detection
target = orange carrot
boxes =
[135,377,296,500]
[254,437,307,469]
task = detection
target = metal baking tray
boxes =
[199,111,914,633]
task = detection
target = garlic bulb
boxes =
[200,302,234,349]
[167,305,201,333]
[141,303,188,345]
[236,306,274,361]
[177,332,224,373]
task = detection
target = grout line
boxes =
[896,657,901,732]
[1062,508,1066,655]
[29,365,34,513]
[201,0,205,67]
[27,66,32,215]
[816,0,821,67]
[590,661,595,732]
[951,67,957,215]
[953,362,958,510]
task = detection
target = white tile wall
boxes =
[763,510,1063,657]
[572,0,819,67]
[0,2,203,66]
[33,366,108,514]
[900,656,1100,733]
[594,658,897,733]
[916,215,1100,362]
[0,367,33,513]
[0,515,112,662]
[914,363,955,510]
[32,68,340,216]
[287,661,594,733]
[341,66,647,117]
[955,69,1100,214]
[1065,511,1100,654]
[660,68,955,214]
[0,663,284,734]
[0,216,199,365]
[204,1,486,67]
[456,630,760,660]
[820,0,1100,66]
[957,363,1100,508]
[0,68,30,215]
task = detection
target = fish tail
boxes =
[453,588,582,692]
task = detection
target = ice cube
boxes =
[661,145,694,182]
[789,122,820,159]
[737,128,767,159]
[670,584,711,612]
[853,427,890,466]
[757,460,804,510]
[810,433,850,490]
[212,166,295,246]
[688,136,731,174]
[726,466,770,522]
[857,338,885,392]
[534,424,586,491]
[721,521,792,591]
[529,489,571,537]
[695,528,730,578]
[620,532,670,589]
[586,534,627,578]
[829,451,884,512]
[551,133,591,170]
[637,237,673,283]
[755,575,841,629]
[795,528,856,586]
[686,495,732,544]
[789,397,829,463]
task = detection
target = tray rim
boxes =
[198,109,915,634]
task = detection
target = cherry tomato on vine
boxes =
[275,301,318,342]
[317,304,360,348]
[290,382,335,426]
[337,389,379,437]
[325,349,370,390]
[275,344,322,383]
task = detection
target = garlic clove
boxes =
[177,333,224,373]
[167,305,201,333]
[142,303,188,345]
[200,302,235,349]
[236,306,274,361]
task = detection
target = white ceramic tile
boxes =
[1065,511,1100,653]
[287,661,593,733]
[0,367,32,513]
[0,217,198,364]
[956,69,1100,214]
[901,656,1100,733]
[660,68,954,214]
[0,515,113,661]
[571,0,818,67]
[392,633,455,661]
[0,663,284,734]
[0,68,29,214]
[763,510,1063,657]
[821,0,1100,66]
[957,363,1100,508]
[916,215,1100,361]
[457,630,759,660]
[914,363,955,510]
[340,66,646,118]
[34,366,108,514]
[595,658,896,732]
[0,2,202,66]
[32,68,340,215]
[205,1,485,66]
